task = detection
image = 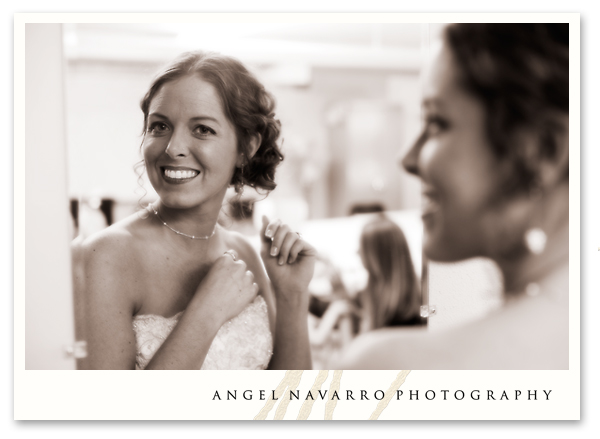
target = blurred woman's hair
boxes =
[359,215,421,332]
[139,51,284,193]
[443,23,569,194]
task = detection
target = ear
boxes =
[236,133,262,167]
[535,115,569,190]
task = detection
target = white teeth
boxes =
[164,169,198,179]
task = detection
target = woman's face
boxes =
[402,45,507,262]
[143,75,240,211]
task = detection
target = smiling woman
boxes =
[72,51,316,370]
[338,23,570,370]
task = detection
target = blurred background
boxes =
[63,23,436,368]
[64,23,425,228]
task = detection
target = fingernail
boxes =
[271,247,278,256]
[265,228,273,238]
[278,257,284,265]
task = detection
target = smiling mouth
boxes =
[421,191,440,217]
[161,167,200,183]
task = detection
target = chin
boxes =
[423,233,476,263]
[156,193,200,210]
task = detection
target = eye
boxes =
[147,121,170,135]
[193,125,217,136]
[423,115,448,137]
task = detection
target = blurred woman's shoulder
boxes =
[337,291,568,370]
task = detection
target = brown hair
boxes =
[359,215,421,331]
[140,51,284,193]
[444,23,569,194]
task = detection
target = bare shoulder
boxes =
[72,213,153,308]
[74,212,148,269]
[337,297,568,370]
[76,225,136,271]
[72,214,152,369]
[336,327,430,370]
[221,229,262,264]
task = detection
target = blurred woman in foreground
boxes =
[339,23,569,369]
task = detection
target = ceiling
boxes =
[63,22,444,71]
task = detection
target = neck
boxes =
[495,184,569,294]
[152,199,221,241]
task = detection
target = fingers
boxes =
[269,223,291,260]
[244,270,259,298]
[263,217,282,243]
[261,216,314,265]
[277,232,300,265]
[223,249,238,262]
[288,237,305,264]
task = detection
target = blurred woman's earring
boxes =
[524,227,547,255]
[524,178,547,255]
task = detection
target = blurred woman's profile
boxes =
[337,23,569,370]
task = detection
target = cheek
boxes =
[142,138,166,162]
[422,139,499,213]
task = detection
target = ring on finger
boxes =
[224,250,237,261]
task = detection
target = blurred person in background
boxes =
[72,51,316,370]
[309,215,422,367]
[355,214,422,333]
[339,23,569,369]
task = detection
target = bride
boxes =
[72,51,316,370]
[338,23,569,369]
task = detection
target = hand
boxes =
[193,250,259,326]
[260,216,317,307]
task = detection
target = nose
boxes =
[399,133,424,177]
[164,129,189,159]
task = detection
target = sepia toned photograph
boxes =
[22,19,571,374]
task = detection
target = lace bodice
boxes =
[133,295,273,370]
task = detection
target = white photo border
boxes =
[14,12,580,421]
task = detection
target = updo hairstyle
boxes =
[140,51,284,193]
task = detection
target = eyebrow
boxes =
[149,112,221,127]
[422,98,444,111]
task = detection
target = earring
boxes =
[524,227,547,255]
[234,163,245,194]
[523,176,547,255]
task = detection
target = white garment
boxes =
[132,295,273,370]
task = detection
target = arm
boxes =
[259,216,317,370]
[79,231,258,370]
[77,233,141,369]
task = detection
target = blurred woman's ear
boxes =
[521,115,569,192]
[538,115,569,190]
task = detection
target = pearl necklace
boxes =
[149,204,216,240]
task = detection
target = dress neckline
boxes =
[132,295,267,321]
[133,311,183,321]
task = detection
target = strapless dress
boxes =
[132,295,273,370]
